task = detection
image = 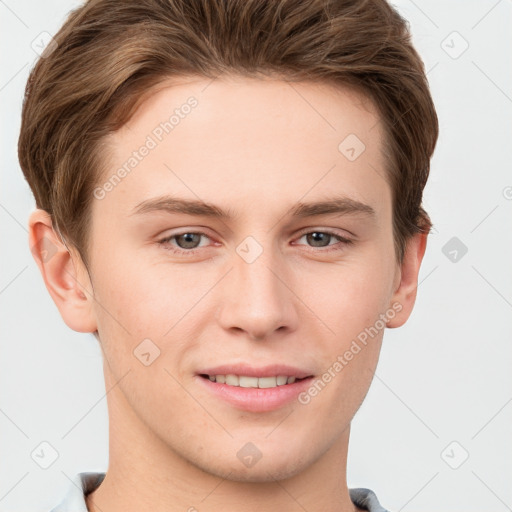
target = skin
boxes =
[29,75,427,512]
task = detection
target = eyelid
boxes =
[294,226,354,240]
[157,229,215,251]
[157,227,354,255]
[292,229,354,250]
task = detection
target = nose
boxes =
[215,243,299,341]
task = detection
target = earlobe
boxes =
[28,209,97,333]
[386,232,428,329]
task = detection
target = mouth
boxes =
[196,364,315,412]
[199,373,310,388]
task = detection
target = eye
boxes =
[157,229,354,256]
[293,230,354,252]
[158,231,211,255]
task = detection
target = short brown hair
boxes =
[18,0,438,269]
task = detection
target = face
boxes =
[82,75,402,481]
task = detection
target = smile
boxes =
[200,374,305,388]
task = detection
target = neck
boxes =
[86,366,361,512]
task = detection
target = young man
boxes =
[18,0,438,511]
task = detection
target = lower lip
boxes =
[196,375,314,412]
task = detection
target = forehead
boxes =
[98,75,390,226]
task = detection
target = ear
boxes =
[387,232,428,328]
[28,209,98,333]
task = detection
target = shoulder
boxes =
[49,475,389,512]
[48,472,106,512]
[349,487,392,512]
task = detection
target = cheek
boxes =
[92,248,174,326]
[304,259,392,335]
[90,250,207,368]
[298,325,383,428]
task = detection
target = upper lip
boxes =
[198,363,314,379]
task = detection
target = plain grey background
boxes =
[1,1,511,511]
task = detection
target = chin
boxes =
[202,455,310,483]
[182,436,318,484]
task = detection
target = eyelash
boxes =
[157,229,354,256]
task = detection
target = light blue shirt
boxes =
[49,472,391,512]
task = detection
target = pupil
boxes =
[178,233,199,248]
[308,232,329,247]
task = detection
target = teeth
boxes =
[239,376,259,388]
[225,374,239,386]
[206,374,302,388]
[258,376,278,388]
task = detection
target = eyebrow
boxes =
[130,195,376,220]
